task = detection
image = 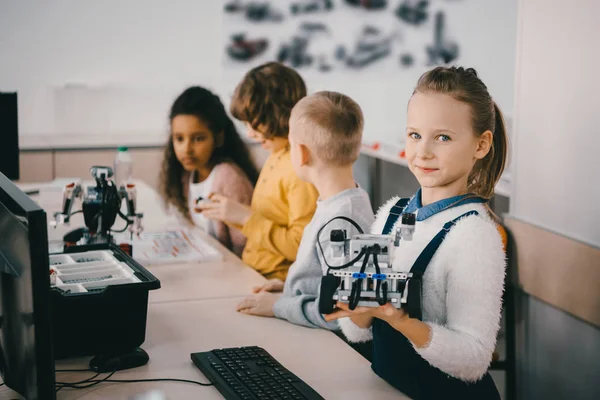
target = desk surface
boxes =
[145,258,266,304]
[52,297,405,400]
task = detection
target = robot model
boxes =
[318,213,424,319]
[52,166,144,246]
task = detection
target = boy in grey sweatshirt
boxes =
[235,91,375,330]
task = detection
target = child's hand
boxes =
[324,301,409,327]
[195,193,252,226]
[236,292,281,317]
[324,301,377,322]
[252,279,284,293]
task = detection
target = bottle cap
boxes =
[118,146,129,152]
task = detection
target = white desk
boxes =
[51,297,406,400]
[145,258,267,304]
[2,180,406,399]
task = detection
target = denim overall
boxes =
[373,193,501,400]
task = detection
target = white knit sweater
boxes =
[338,196,506,382]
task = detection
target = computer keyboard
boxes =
[191,346,325,400]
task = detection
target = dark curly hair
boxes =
[159,86,259,221]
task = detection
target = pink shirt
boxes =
[182,162,254,257]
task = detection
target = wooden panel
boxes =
[16,151,54,182]
[53,150,115,180]
[505,216,600,327]
[53,148,163,190]
[128,148,163,190]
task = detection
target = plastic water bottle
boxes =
[114,146,133,186]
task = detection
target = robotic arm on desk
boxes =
[52,166,144,245]
[318,213,424,320]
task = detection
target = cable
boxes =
[55,371,105,393]
[57,372,101,385]
[373,252,388,305]
[56,370,116,392]
[325,248,366,273]
[110,219,131,233]
[55,368,94,372]
[89,378,213,387]
[55,370,213,390]
[316,216,366,271]
[349,249,371,310]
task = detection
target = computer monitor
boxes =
[0,92,19,180]
[0,172,55,399]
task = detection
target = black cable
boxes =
[325,248,366,273]
[90,378,213,387]
[100,178,107,233]
[56,372,101,386]
[55,371,106,392]
[68,209,83,218]
[56,370,116,391]
[110,219,131,233]
[55,368,94,372]
[373,252,387,305]
[316,216,366,272]
[55,370,213,390]
[117,209,131,222]
[0,382,5,387]
[349,250,370,310]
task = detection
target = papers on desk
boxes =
[117,228,223,265]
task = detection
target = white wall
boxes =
[510,0,600,247]
[0,0,222,136]
[0,0,517,148]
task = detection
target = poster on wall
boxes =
[220,0,516,174]
[222,0,463,76]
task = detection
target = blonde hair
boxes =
[290,91,364,166]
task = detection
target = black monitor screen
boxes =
[0,93,19,180]
[0,172,55,399]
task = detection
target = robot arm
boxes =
[119,182,144,237]
[52,181,82,227]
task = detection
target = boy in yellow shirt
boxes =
[198,62,318,280]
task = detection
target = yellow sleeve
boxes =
[242,177,318,262]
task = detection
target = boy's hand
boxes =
[195,193,252,226]
[252,279,284,293]
[236,292,281,317]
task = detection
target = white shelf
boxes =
[19,130,261,151]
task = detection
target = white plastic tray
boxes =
[49,250,141,293]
